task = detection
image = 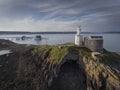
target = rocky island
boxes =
[0,39,120,90]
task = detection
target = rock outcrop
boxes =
[0,39,120,90]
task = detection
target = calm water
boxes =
[0,33,120,52]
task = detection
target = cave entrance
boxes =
[49,60,86,90]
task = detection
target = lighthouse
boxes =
[75,26,83,46]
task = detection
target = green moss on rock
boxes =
[78,47,91,59]
[48,46,68,64]
[35,45,68,65]
[34,45,93,65]
[101,51,120,65]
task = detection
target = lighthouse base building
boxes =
[75,27,103,53]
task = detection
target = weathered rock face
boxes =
[49,61,86,90]
[82,57,120,90]
[0,40,120,90]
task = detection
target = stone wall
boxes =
[84,37,103,52]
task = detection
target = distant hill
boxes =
[0,31,75,34]
[0,31,120,35]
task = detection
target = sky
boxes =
[0,0,120,32]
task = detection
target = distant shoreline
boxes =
[0,31,120,35]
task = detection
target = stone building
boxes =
[75,27,103,53]
[84,36,103,53]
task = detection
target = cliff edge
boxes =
[0,39,120,90]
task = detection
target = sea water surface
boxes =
[0,33,120,52]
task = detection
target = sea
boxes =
[0,33,120,52]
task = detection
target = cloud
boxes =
[0,17,78,32]
[0,0,120,32]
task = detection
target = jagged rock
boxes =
[0,40,120,90]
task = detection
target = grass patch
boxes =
[36,45,68,65]
[35,45,93,64]
[101,50,120,65]
[48,46,68,64]
[61,42,74,46]
[78,47,92,59]
[68,46,79,54]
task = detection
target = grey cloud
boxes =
[0,0,120,32]
[0,0,119,18]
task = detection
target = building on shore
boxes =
[75,27,103,53]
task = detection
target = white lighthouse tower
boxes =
[75,26,83,46]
